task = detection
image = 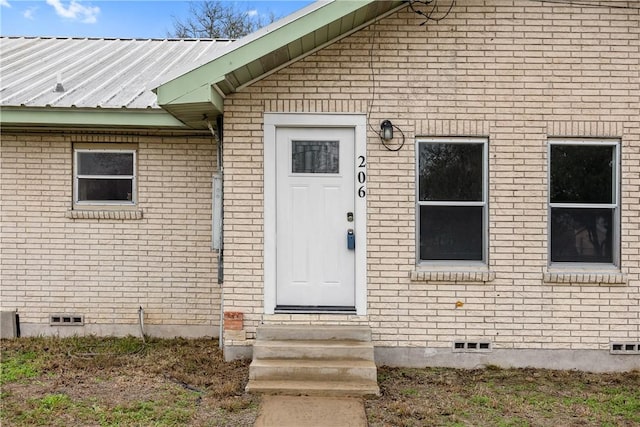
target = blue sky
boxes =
[0,0,314,38]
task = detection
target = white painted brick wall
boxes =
[222,0,640,349]
[0,131,220,332]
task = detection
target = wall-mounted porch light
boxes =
[378,119,405,152]
[380,120,394,141]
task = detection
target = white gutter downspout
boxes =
[206,117,224,350]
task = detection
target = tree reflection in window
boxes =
[418,140,486,262]
[419,143,483,202]
[551,208,612,263]
[549,142,617,264]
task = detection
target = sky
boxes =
[0,0,315,39]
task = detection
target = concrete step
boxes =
[245,379,380,397]
[249,358,377,382]
[248,325,379,397]
[252,339,375,361]
[257,325,371,342]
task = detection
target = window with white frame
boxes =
[417,138,488,262]
[549,139,619,265]
[74,148,136,205]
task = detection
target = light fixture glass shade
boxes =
[381,120,393,141]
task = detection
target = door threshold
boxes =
[275,305,356,315]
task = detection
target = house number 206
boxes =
[357,155,366,198]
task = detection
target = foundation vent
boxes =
[50,314,84,326]
[610,343,639,354]
[453,341,492,352]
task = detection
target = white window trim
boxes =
[415,137,489,266]
[547,138,620,268]
[74,148,137,206]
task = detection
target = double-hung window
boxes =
[74,148,136,206]
[549,139,619,265]
[417,138,488,263]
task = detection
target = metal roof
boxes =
[0,1,407,129]
[0,37,233,110]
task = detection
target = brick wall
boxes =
[0,131,220,336]
[222,0,640,350]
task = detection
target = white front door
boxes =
[275,127,355,308]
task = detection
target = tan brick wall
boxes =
[222,0,640,349]
[0,130,220,335]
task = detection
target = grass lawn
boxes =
[367,366,640,427]
[2,336,639,426]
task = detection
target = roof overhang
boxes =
[155,0,406,126]
[0,106,191,129]
[158,83,225,129]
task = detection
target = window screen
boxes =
[75,150,136,204]
[417,139,487,262]
[549,142,618,264]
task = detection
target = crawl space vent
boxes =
[50,314,84,326]
[453,341,492,352]
[610,343,639,354]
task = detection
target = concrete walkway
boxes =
[254,396,368,427]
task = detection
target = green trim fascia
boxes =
[0,107,188,128]
[156,0,375,107]
[169,83,224,114]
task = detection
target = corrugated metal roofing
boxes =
[0,37,233,109]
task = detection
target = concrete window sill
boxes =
[410,270,496,283]
[543,271,627,286]
[66,210,144,220]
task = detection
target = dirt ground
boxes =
[2,337,639,426]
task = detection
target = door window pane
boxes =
[419,206,484,261]
[550,145,614,204]
[292,140,339,174]
[551,208,613,263]
[418,143,483,201]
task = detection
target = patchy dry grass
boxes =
[366,366,640,427]
[2,337,639,426]
[1,336,257,427]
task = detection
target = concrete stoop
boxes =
[245,325,380,397]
